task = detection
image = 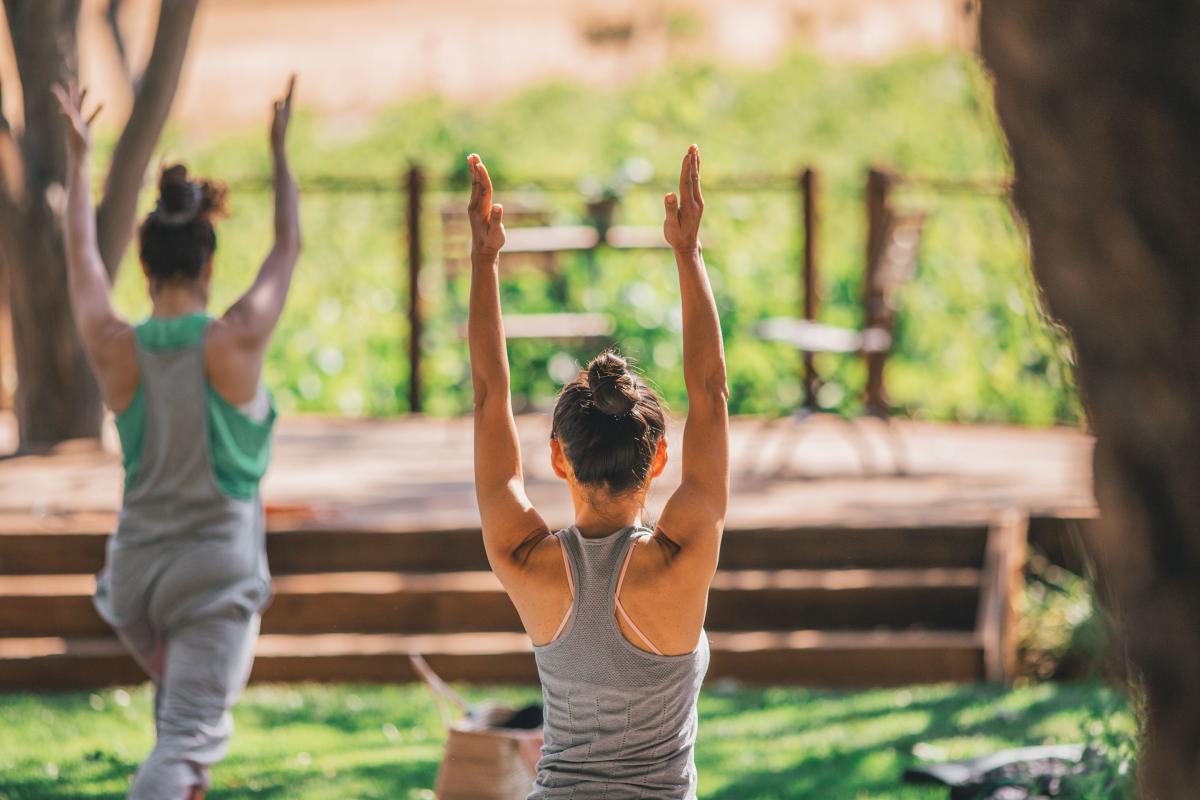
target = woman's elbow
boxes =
[690,366,729,405]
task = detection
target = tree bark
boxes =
[0,0,200,452]
[981,2,1200,796]
[2,0,100,450]
[97,0,200,275]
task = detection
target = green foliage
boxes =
[0,681,1132,799]
[110,50,1080,423]
[1016,553,1110,683]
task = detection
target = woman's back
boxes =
[98,313,274,633]
[116,314,274,539]
[466,147,727,800]
[532,527,709,799]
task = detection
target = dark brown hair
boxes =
[551,351,666,494]
[138,164,229,285]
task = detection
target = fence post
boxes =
[863,166,892,416]
[800,167,819,410]
[406,164,425,414]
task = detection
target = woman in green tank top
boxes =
[53,77,301,800]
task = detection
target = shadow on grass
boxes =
[206,760,440,800]
[697,684,1114,799]
[0,757,440,800]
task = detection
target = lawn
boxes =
[0,681,1133,799]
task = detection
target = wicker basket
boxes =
[410,655,543,800]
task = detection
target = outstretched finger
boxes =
[467,154,482,213]
[689,144,703,206]
[678,150,692,205]
[664,191,679,216]
[284,74,297,112]
[475,158,494,216]
[490,203,504,227]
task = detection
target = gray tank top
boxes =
[530,526,710,800]
[94,320,271,633]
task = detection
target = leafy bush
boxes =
[1016,553,1109,683]
[110,50,1080,423]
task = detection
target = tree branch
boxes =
[4,0,79,199]
[0,75,26,208]
[104,0,137,94]
[96,0,200,276]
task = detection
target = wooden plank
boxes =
[0,567,983,637]
[0,523,994,575]
[0,630,984,690]
[502,225,599,253]
[976,509,1029,684]
[604,225,671,250]
[497,313,613,341]
[0,532,108,575]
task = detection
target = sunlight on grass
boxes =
[0,681,1131,799]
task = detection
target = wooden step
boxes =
[0,523,991,575]
[0,568,981,637]
[0,630,984,690]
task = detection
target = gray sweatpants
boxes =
[116,609,260,800]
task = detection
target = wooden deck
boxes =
[0,413,1095,532]
[0,414,1095,689]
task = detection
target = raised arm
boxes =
[52,82,136,409]
[220,76,300,355]
[466,154,550,571]
[657,146,730,565]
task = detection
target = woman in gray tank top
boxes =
[53,77,301,800]
[466,146,729,799]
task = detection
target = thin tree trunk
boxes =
[0,0,200,452]
[6,204,102,447]
[3,0,101,450]
[981,2,1200,796]
[97,0,200,275]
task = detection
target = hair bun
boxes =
[587,351,638,417]
[155,163,229,225]
[158,164,197,215]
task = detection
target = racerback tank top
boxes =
[530,525,710,800]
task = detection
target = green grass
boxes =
[98,49,1080,424]
[0,681,1133,799]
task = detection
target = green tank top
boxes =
[114,313,276,500]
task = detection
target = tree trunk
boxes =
[0,0,199,452]
[1,0,102,450]
[981,2,1200,796]
[6,204,103,447]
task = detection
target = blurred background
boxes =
[2,0,1076,426]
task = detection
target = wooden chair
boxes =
[759,167,926,417]
[439,203,616,343]
[405,163,675,412]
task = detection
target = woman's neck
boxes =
[150,284,207,318]
[570,486,647,538]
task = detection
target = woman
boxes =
[467,145,729,799]
[52,77,300,800]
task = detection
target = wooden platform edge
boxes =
[976,509,1029,685]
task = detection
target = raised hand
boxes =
[664,144,704,253]
[467,154,505,259]
[51,80,102,160]
[270,74,297,156]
